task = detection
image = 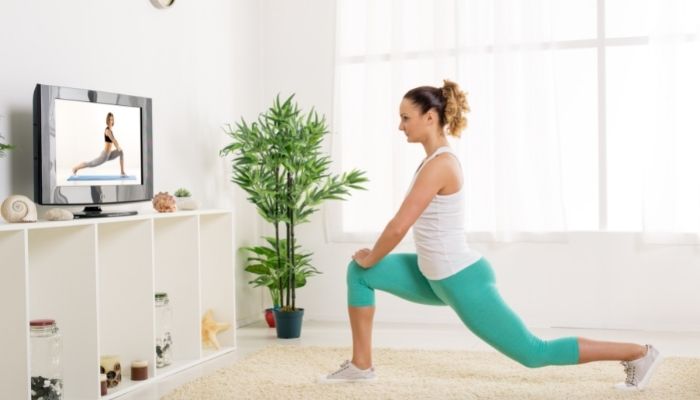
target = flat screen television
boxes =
[33,84,153,218]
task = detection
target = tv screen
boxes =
[34,84,153,218]
[55,99,143,186]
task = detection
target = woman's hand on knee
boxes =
[352,248,373,269]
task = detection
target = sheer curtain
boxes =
[641,0,700,243]
[329,0,700,243]
[328,0,566,242]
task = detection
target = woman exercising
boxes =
[320,80,662,391]
[72,112,126,176]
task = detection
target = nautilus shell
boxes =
[152,192,177,213]
[1,195,38,223]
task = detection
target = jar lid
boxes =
[131,360,148,368]
[155,292,168,300]
[100,373,107,382]
[30,319,56,327]
[100,354,119,362]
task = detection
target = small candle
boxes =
[131,360,149,381]
[100,373,107,396]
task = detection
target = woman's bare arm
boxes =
[356,156,454,267]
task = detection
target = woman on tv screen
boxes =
[72,112,125,176]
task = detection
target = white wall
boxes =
[0,0,265,326]
[3,0,698,333]
[260,0,700,332]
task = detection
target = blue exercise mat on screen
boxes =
[67,175,136,181]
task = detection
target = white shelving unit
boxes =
[0,210,236,400]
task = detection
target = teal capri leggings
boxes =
[346,253,579,368]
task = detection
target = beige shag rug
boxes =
[162,345,700,400]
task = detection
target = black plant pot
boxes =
[273,308,304,339]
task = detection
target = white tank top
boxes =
[408,146,481,280]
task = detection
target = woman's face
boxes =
[108,115,114,126]
[398,98,437,143]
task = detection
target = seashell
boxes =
[1,195,38,223]
[152,192,177,213]
[44,208,74,221]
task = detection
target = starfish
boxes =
[201,309,231,350]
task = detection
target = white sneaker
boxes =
[318,360,377,384]
[614,345,663,391]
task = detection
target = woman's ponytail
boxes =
[441,79,469,138]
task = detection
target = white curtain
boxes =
[329,0,566,242]
[641,0,700,243]
[329,0,700,243]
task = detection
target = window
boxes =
[333,0,700,239]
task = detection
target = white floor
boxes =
[119,320,700,399]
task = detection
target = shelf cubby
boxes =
[154,216,201,369]
[199,212,236,350]
[0,229,30,400]
[98,219,155,389]
[28,225,100,400]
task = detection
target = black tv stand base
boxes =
[73,206,138,219]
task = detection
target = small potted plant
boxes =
[173,188,198,210]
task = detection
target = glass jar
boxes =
[30,319,63,400]
[154,292,173,368]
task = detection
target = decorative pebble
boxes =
[44,208,74,221]
[31,376,62,400]
[156,333,173,367]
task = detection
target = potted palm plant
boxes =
[221,94,367,338]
